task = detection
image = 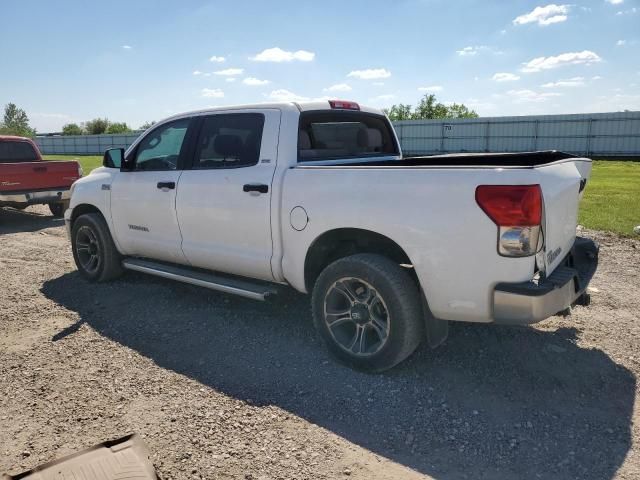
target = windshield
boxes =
[0,140,39,163]
[298,111,399,162]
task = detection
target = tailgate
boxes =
[537,158,592,274]
[0,161,80,192]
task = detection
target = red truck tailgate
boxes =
[0,161,81,192]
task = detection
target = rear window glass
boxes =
[0,141,39,163]
[298,111,398,162]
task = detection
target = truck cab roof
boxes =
[160,101,385,124]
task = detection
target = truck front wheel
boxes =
[71,213,123,282]
[311,254,424,372]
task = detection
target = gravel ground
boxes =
[1,205,638,480]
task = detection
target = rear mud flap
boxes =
[422,293,449,348]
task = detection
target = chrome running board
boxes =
[122,258,277,301]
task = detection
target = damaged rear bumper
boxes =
[493,237,599,325]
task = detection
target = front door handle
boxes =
[243,184,269,194]
[157,181,176,190]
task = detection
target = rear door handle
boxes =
[157,181,176,190]
[243,184,269,194]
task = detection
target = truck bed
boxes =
[300,151,578,168]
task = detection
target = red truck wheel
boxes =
[49,201,69,218]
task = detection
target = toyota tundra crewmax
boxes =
[64,101,598,371]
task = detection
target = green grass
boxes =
[43,155,103,174]
[578,160,640,236]
[43,155,639,235]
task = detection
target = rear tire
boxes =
[49,200,69,218]
[71,213,123,282]
[312,253,424,372]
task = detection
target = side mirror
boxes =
[103,148,124,169]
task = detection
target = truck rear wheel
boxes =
[49,201,69,218]
[311,254,424,372]
[71,213,123,282]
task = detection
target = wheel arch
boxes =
[304,228,417,293]
[70,203,105,227]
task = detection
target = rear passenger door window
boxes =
[194,113,265,169]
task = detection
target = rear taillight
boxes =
[329,100,360,110]
[476,185,542,257]
[78,164,84,177]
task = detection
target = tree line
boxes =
[0,102,155,137]
[383,93,478,121]
[1,94,477,138]
[61,119,156,135]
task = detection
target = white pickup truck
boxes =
[65,100,598,371]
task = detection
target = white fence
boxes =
[35,111,640,157]
[35,132,142,155]
[395,111,640,157]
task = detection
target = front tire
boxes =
[71,213,123,282]
[312,254,424,372]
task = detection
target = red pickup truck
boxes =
[0,135,81,217]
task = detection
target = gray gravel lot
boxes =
[1,205,639,479]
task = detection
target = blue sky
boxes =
[2,0,639,132]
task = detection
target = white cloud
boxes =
[192,70,203,76]
[209,55,225,62]
[616,40,627,46]
[541,76,585,87]
[371,94,396,101]
[492,72,521,82]
[243,77,270,86]
[250,47,315,62]
[615,7,637,14]
[592,75,603,80]
[417,85,444,92]
[201,88,224,98]
[323,83,352,92]
[606,0,624,4]
[513,4,570,26]
[506,89,562,102]
[372,82,385,86]
[266,89,309,102]
[347,68,391,80]
[368,94,397,107]
[456,45,502,56]
[521,50,602,72]
[226,77,236,83]
[122,45,132,49]
[214,68,243,76]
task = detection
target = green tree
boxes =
[0,103,36,137]
[84,118,110,135]
[139,120,156,130]
[62,123,84,135]
[446,102,479,119]
[383,104,414,121]
[106,122,131,134]
[384,94,478,121]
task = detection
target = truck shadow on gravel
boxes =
[42,272,635,480]
[0,207,63,234]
